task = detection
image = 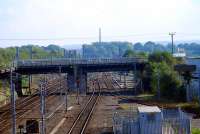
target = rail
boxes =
[0,77,67,133]
[15,57,147,67]
[67,79,101,134]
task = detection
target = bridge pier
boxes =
[13,74,23,97]
[67,73,76,91]
[67,68,87,94]
[79,72,87,94]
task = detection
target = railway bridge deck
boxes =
[0,57,147,96]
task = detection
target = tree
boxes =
[150,62,185,100]
[149,51,176,66]
[147,52,185,101]
[123,49,148,58]
[134,42,143,51]
[123,49,135,57]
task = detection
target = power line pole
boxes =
[169,32,176,55]
[28,46,33,94]
[10,69,16,134]
[99,28,101,44]
[59,66,62,100]
[65,75,68,112]
[40,76,46,134]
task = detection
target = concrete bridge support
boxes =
[67,73,76,91]
[76,67,87,94]
[13,74,23,97]
[67,67,87,94]
[79,72,87,94]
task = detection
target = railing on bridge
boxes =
[15,58,147,67]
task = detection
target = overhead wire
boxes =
[1,32,198,41]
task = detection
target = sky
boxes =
[0,0,200,47]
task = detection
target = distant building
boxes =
[173,48,186,58]
[64,49,80,58]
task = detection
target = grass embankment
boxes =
[192,128,200,134]
[134,94,200,118]
[0,95,6,102]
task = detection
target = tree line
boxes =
[83,41,200,58]
[0,41,199,102]
[0,44,64,69]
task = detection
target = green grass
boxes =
[0,94,7,102]
[192,128,200,134]
[0,88,10,102]
[135,93,155,100]
[0,95,4,101]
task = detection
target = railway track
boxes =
[0,76,67,133]
[49,73,120,134]
[0,73,123,133]
[0,77,65,112]
[67,79,101,134]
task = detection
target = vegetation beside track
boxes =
[132,94,200,118]
[192,128,200,134]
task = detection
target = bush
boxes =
[148,52,185,101]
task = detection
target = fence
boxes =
[189,77,200,102]
[113,109,191,134]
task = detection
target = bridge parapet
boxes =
[16,57,147,67]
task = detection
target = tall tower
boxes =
[99,28,101,44]
[169,32,176,54]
